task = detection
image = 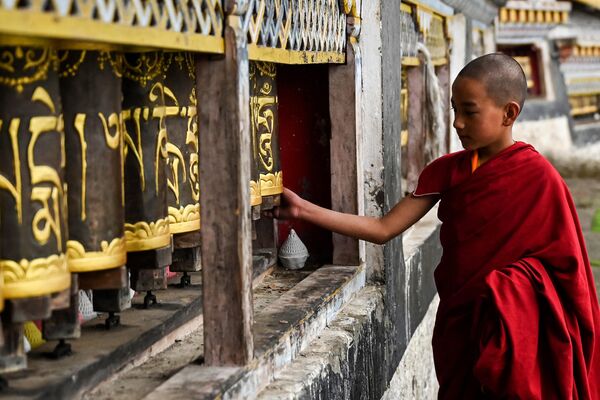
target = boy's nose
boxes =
[453,117,464,130]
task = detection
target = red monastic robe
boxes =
[413,142,600,399]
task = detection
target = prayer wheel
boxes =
[0,45,70,370]
[121,52,172,305]
[60,50,127,277]
[249,63,263,213]
[59,50,128,329]
[249,61,283,209]
[162,52,201,285]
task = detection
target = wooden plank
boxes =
[196,9,254,365]
[329,43,360,266]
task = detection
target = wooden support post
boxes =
[329,42,361,266]
[196,1,254,365]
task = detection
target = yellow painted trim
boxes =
[569,91,600,97]
[169,220,201,235]
[248,45,345,64]
[401,130,409,147]
[259,171,283,196]
[432,57,448,66]
[567,77,600,84]
[250,180,262,206]
[4,272,70,299]
[124,218,172,252]
[402,57,421,66]
[0,9,225,53]
[68,252,126,272]
[401,3,413,14]
[572,0,600,11]
[571,108,598,116]
[403,0,452,17]
[125,232,172,252]
[66,238,127,272]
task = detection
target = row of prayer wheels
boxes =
[0,46,283,376]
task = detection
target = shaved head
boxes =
[456,53,528,110]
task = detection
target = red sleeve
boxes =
[412,153,457,197]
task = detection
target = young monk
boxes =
[269,53,600,399]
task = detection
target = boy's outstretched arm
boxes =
[270,188,438,245]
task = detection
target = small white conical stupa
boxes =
[279,229,309,270]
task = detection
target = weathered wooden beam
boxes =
[196,1,253,365]
[329,43,361,266]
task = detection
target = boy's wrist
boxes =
[296,198,309,221]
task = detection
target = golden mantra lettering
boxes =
[160,84,199,206]
[187,88,199,203]
[250,94,277,172]
[0,86,66,250]
[122,82,190,196]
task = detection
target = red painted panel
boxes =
[277,64,332,264]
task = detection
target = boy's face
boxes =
[451,77,508,151]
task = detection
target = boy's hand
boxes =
[265,187,303,220]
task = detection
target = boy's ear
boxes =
[503,101,521,126]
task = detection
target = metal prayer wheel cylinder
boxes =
[162,52,202,275]
[59,50,127,285]
[249,61,283,210]
[0,46,71,301]
[122,52,172,292]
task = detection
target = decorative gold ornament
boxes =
[122,52,166,88]
[57,50,87,77]
[250,180,262,205]
[124,218,171,251]
[0,46,57,92]
[168,204,200,234]
[66,237,127,272]
[0,254,70,299]
[259,171,283,196]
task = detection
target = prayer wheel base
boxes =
[128,246,171,292]
[130,269,168,292]
[78,266,128,291]
[172,231,200,250]
[5,297,52,323]
[43,276,80,342]
[93,286,131,314]
[252,205,262,221]
[0,322,26,374]
[171,247,201,273]
[260,194,281,211]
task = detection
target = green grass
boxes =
[592,259,600,268]
[593,208,600,233]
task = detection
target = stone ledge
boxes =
[256,285,385,399]
[144,264,366,400]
